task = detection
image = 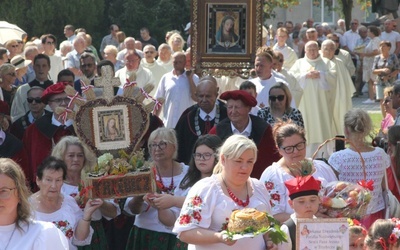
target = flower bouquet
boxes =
[319,181,372,219]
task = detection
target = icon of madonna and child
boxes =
[212,14,242,53]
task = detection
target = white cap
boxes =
[184,22,191,32]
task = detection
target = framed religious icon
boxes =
[93,105,130,150]
[191,0,263,77]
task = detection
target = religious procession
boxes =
[1,0,400,249]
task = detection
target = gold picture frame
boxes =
[93,105,130,150]
[191,0,263,77]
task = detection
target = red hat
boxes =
[41,82,68,104]
[284,175,321,200]
[219,90,257,107]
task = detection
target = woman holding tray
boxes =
[125,128,189,249]
[259,121,337,223]
[328,109,390,228]
[30,156,103,250]
[0,158,69,249]
[173,135,276,250]
[51,136,119,249]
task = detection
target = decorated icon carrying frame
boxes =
[191,0,263,77]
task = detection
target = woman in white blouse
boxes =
[30,156,103,250]
[260,121,337,223]
[0,158,68,249]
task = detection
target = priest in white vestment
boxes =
[289,41,337,157]
[321,39,355,137]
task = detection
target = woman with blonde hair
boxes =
[329,109,390,228]
[174,135,274,249]
[0,158,68,249]
[168,33,186,54]
[0,63,18,107]
[257,82,304,128]
[5,40,20,61]
[51,136,118,249]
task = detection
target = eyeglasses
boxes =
[0,187,16,199]
[46,41,55,45]
[193,152,214,161]
[280,141,306,154]
[7,72,16,77]
[11,45,18,48]
[48,97,70,104]
[145,51,155,54]
[269,95,285,102]
[149,141,168,150]
[27,97,42,104]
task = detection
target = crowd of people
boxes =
[0,17,400,249]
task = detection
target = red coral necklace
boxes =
[222,177,249,207]
[154,165,174,194]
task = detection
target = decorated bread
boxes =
[227,208,269,234]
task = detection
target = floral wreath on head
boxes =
[388,218,400,245]
[347,218,367,235]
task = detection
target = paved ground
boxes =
[352,93,381,113]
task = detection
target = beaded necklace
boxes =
[222,178,249,207]
[194,105,220,136]
[154,165,175,195]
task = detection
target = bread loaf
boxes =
[227,208,269,233]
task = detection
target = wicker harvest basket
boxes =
[85,170,156,199]
[314,137,372,220]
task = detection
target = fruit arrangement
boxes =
[88,149,150,177]
[319,181,372,219]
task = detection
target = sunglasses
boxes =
[145,51,155,54]
[27,97,42,104]
[269,95,285,102]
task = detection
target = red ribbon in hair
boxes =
[378,237,388,250]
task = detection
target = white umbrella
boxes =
[0,21,26,45]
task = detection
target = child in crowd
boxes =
[365,218,400,250]
[277,175,321,250]
[348,218,367,250]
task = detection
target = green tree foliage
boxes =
[0,0,190,50]
[107,0,190,43]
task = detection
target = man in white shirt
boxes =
[380,19,400,56]
[41,34,63,82]
[116,37,144,67]
[250,47,295,108]
[141,45,167,96]
[341,19,361,56]
[273,27,298,70]
[154,52,199,128]
[115,50,154,91]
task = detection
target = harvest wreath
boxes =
[56,66,163,199]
